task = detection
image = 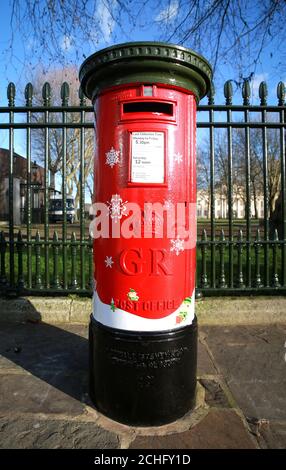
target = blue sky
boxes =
[0,0,285,158]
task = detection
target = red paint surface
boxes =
[93,83,197,320]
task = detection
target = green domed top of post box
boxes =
[79,42,212,103]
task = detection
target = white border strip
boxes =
[92,290,195,332]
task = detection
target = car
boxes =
[49,198,75,224]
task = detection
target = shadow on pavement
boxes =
[0,300,90,410]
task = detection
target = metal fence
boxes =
[0,80,285,296]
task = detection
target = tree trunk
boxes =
[252,182,258,219]
[269,191,282,239]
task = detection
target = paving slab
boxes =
[257,422,286,449]
[129,409,257,449]
[0,322,88,370]
[201,324,286,421]
[2,320,284,449]
[197,335,217,375]
[0,322,89,401]
[0,373,86,415]
[0,416,119,449]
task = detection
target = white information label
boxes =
[131,131,165,183]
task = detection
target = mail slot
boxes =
[123,101,174,114]
[79,42,212,426]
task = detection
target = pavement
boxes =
[0,302,286,449]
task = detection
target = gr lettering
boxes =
[119,248,173,276]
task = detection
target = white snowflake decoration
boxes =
[163,199,173,210]
[104,256,114,268]
[170,236,185,256]
[105,147,121,168]
[174,152,183,164]
[107,194,128,223]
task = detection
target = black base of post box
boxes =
[88,315,198,426]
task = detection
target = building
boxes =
[0,148,48,224]
[197,187,264,219]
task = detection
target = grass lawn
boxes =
[1,245,93,291]
[196,242,282,288]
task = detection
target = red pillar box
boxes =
[79,42,212,426]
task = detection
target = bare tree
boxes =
[234,122,282,219]
[197,147,210,192]
[197,146,211,217]
[213,122,281,220]
[196,124,282,220]
[159,0,286,76]
[266,131,281,218]
[7,0,286,80]
[30,66,94,218]
[232,128,263,219]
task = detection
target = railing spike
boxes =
[200,229,209,288]
[16,230,24,289]
[242,80,250,106]
[35,230,42,289]
[42,82,51,106]
[259,81,268,106]
[79,86,86,106]
[52,230,60,289]
[218,228,226,288]
[237,229,244,288]
[61,82,70,106]
[224,80,233,105]
[254,228,262,288]
[70,232,78,289]
[277,81,285,106]
[7,82,16,107]
[272,229,280,287]
[25,83,33,107]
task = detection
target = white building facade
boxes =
[197,188,264,219]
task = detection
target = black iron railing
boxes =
[195,80,286,294]
[0,79,285,295]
